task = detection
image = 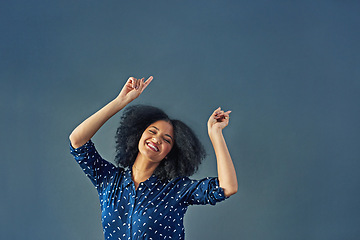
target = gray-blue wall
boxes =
[1,0,359,239]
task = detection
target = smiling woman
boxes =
[69,76,238,240]
[138,121,173,160]
[114,104,207,183]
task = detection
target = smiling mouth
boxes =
[146,141,159,152]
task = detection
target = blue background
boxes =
[1,0,359,239]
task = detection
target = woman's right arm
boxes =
[69,76,153,148]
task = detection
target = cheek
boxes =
[163,144,173,155]
[138,134,147,149]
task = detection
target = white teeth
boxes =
[147,142,159,152]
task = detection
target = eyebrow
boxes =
[150,126,173,140]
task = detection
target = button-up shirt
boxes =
[70,140,226,240]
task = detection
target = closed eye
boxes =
[149,126,173,144]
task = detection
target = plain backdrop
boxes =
[1,0,359,239]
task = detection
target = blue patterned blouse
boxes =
[70,140,227,240]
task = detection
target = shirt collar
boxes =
[122,168,161,189]
[143,174,159,188]
[122,169,133,188]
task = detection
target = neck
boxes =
[131,154,160,189]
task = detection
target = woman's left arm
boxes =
[208,107,238,197]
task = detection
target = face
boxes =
[138,120,174,163]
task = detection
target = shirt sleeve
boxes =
[180,177,228,206]
[70,140,118,191]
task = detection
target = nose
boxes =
[152,136,161,144]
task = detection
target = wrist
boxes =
[112,96,131,110]
[208,127,223,138]
[114,95,131,104]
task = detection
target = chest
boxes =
[101,180,187,213]
[99,180,188,239]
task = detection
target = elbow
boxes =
[69,133,80,148]
[69,133,89,149]
[224,185,238,198]
[69,133,75,144]
[219,178,238,197]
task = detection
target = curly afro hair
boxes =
[115,105,206,181]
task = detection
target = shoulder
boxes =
[169,176,198,189]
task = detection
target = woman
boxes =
[69,76,238,240]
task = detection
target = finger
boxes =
[216,110,231,120]
[137,78,143,90]
[225,110,232,116]
[223,111,231,121]
[215,110,225,118]
[142,76,153,90]
[136,78,143,90]
[127,77,134,86]
[213,108,222,119]
[128,77,138,90]
[139,78,146,91]
[139,76,152,93]
[212,107,221,115]
[215,109,231,116]
[131,77,137,89]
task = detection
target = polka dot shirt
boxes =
[70,140,227,240]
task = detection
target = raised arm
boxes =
[69,76,153,148]
[207,107,238,197]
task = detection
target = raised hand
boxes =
[70,76,154,148]
[117,76,153,103]
[207,107,237,197]
[207,107,231,135]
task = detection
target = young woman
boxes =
[69,76,237,240]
